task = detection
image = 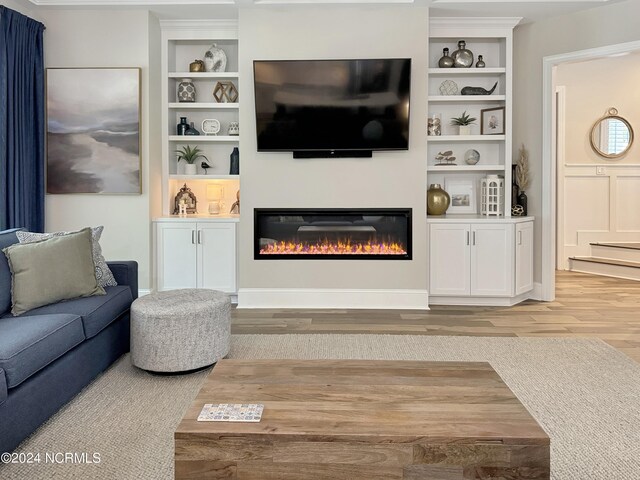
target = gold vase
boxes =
[427,184,450,215]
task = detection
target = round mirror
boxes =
[590,108,634,159]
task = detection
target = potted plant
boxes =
[450,111,477,136]
[175,145,208,175]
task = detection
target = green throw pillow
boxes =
[3,228,105,316]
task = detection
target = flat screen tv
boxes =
[253,58,411,158]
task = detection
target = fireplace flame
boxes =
[260,240,407,255]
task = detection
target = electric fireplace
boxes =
[254,208,412,260]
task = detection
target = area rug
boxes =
[2,335,639,479]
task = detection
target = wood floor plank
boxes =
[231,271,640,363]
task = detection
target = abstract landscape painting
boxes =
[47,68,141,194]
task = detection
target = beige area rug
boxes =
[2,335,640,480]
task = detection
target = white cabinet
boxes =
[428,218,533,305]
[155,219,237,293]
[429,223,513,297]
[515,221,534,295]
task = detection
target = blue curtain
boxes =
[0,7,45,232]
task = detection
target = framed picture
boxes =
[46,68,141,194]
[445,178,477,214]
[480,106,505,135]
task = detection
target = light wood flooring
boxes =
[232,271,640,363]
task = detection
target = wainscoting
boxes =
[558,164,640,269]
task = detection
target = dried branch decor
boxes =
[516,144,530,192]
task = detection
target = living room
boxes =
[1,0,639,479]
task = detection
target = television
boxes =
[253,58,411,158]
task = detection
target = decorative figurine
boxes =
[435,150,456,166]
[173,183,197,215]
[461,81,498,96]
[230,190,240,214]
[189,59,205,72]
[201,161,212,174]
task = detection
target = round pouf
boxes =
[130,289,231,373]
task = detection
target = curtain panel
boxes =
[0,6,45,232]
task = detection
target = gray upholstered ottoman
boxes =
[130,289,231,373]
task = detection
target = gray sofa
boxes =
[0,228,138,453]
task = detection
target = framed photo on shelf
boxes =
[445,178,477,214]
[480,106,505,135]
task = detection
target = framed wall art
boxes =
[480,106,505,135]
[445,177,477,214]
[46,67,141,194]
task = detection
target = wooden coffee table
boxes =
[175,359,550,479]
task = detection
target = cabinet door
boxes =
[429,224,471,296]
[156,222,197,291]
[515,221,534,295]
[471,224,514,297]
[197,223,237,293]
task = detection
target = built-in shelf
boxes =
[428,68,506,75]
[427,165,504,172]
[168,72,239,79]
[168,103,239,109]
[427,135,506,142]
[428,95,506,103]
[169,174,239,180]
[169,135,239,142]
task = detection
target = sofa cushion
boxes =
[0,314,85,388]
[3,228,106,315]
[17,226,117,288]
[0,368,6,405]
[0,229,22,316]
[21,286,133,339]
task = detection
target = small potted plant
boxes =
[175,145,208,175]
[450,111,477,136]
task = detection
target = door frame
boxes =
[541,40,640,301]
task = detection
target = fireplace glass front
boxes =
[254,208,412,260]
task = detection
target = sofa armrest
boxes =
[107,261,139,300]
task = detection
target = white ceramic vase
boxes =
[184,163,197,175]
[458,125,472,136]
[204,44,227,72]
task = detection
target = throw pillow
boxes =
[16,226,117,287]
[3,228,106,316]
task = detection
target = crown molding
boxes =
[29,0,234,5]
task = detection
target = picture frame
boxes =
[445,178,477,214]
[46,67,141,194]
[480,106,505,135]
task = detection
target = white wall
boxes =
[2,0,36,17]
[555,54,640,265]
[41,9,161,290]
[237,6,429,294]
[513,0,640,282]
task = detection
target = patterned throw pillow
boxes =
[16,226,118,287]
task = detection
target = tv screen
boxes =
[254,59,411,154]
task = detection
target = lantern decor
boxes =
[480,175,504,216]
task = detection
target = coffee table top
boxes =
[176,359,548,445]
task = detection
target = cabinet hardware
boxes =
[518,231,522,245]
[466,231,470,246]
[191,230,196,244]
[472,231,476,245]
[198,230,203,244]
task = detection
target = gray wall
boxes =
[513,0,640,283]
[238,6,429,290]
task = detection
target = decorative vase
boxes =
[177,78,196,102]
[427,114,441,136]
[184,163,197,175]
[427,184,450,216]
[228,121,239,136]
[458,125,472,136]
[438,48,454,68]
[452,40,474,68]
[176,117,189,135]
[517,191,528,216]
[204,44,227,72]
[189,59,205,72]
[184,122,200,136]
[229,147,239,175]
[475,55,486,68]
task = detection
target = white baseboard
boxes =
[138,289,152,297]
[428,290,533,307]
[238,288,429,310]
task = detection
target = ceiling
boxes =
[26,0,625,23]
